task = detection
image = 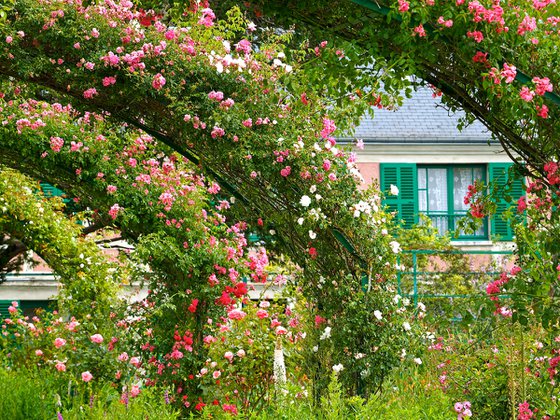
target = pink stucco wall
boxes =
[356,162,379,187]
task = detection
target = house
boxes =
[344,87,523,248]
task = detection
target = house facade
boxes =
[346,87,522,249]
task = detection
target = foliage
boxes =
[0,168,119,317]
[419,317,560,419]
[0,365,179,420]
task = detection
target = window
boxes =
[381,162,523,241]
[417,165,487,239]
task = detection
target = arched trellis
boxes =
[0,1,408,395]
[0,168,119,317]
[226,0,560,180]
[0,0,380,284]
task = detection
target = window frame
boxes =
[416,164,488,240]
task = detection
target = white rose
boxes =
[297,217,304,225]
[390,184,399,196]
[389,241,401,254]
[300,195,311,207]
[374,310,382,320]
[320,326,331,340]
[332,363,344,373]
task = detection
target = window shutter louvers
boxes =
[489,163,524,241]
[40,182,65,198]
[0,300,18,319]
[381,163,418,228]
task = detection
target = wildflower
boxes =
[275,326,288,335]
[500,63,517,83]
[414,24,427,37]
[320,118,336,139]
[536,104,549,118]
[454,400,472,419]
[403,322,411,331]
[533,77,553,96]
[50,136,64,152]
[83,88,98,99]
[398,0,409,12]
[467,31,484,43]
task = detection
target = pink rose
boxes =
[81,371,93,382]
[227,309,247,320]
[130,385,141,397]
[54,337,67,348]
[152,73,166,90]
[55,361,66,372]
[256,309,269,319]
[90,334,104,344]
[275,326,288,335]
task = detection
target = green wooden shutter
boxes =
[489,163,524,241]
[40,182,77,212]
[380,163,418,228]
[40,182,66,199]
[0,300,18,319]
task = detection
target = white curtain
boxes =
[418,168,448,234]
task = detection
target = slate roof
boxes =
[340,87,494,144]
